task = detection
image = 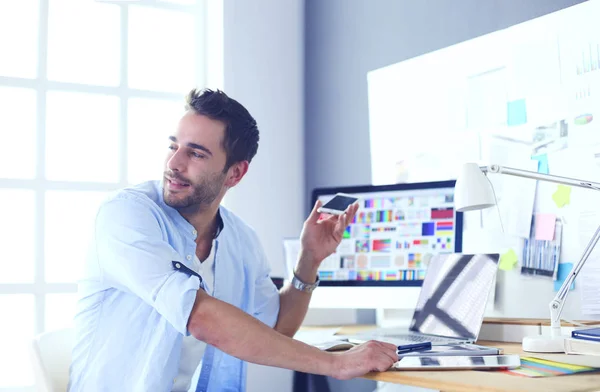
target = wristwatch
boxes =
[291,273,320,293]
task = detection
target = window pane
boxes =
[48,0,120,86]
[0,0,38,78]
[45,191,109,283]
[46,293,78,332]
[0,190,35,283]
[0,295,34,388]
[46,91,120,182]
[128,98,184,183]
[129,7,195,93]
[0,87,36,179]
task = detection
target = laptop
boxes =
[348,253,500,346]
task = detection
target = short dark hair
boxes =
[185,88,259,170]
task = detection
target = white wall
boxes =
[222,0,305,278]
[305,0,587,200]
[305,0,589,317]
[220,1,304,391]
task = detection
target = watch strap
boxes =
[291,273,320,293]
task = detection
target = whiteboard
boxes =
[367,0,600,321]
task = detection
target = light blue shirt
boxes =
[68,181,280,392]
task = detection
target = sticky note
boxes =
[535,213,556,241]
[532,154,549,174]
[554,263,575,291]
[552,185,571,208]
[499,249,518,271]
[507,99,527,126]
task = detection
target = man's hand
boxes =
[330,341,398,380]
[188,290,397,380]
[298,200,359,269]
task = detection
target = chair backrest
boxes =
[30,328,73,392]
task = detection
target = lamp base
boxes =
[522,334,565,353]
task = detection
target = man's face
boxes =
[163,111,229,210]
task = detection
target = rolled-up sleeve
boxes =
[94,196,201,335]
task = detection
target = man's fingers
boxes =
[371,341,399,363]
[371,353,396,372]
[346,202,359,222]
[308,200,323,223]
[383,348,399,363]
[337,213,348,231]
[375,341,399,352]
[318,213,338,224]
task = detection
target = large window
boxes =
[0,0,205,389]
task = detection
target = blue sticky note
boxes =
[532,154,549,174]
[507,99,527,126]
[554,263,575,291]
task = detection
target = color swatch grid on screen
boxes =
[317,188,457,282]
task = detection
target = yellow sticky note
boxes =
[552,185,571,208]
[499,249,518,271]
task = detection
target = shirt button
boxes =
[187,255,192,261]
[192,229,197,236]
[175,263,181,269]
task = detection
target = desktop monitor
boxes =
[288,180,463,309]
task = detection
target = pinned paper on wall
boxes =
[552,185,571,208]
[507,99,527,126]
[499,249,519,271]
[532,154,549,174]
[579,210,600,315]
[554,262,575,291]
[481,139,537,238]
[535,213,557,241]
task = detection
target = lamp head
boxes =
[455,163,496,212]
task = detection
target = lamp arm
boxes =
[481,165,600,191]
[481,164,600,336]
[549,224,600,336]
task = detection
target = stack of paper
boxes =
[501,356,599,377]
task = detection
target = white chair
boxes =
[30,328,73,392]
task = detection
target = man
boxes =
[69,89,397,392]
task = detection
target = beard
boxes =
[163,169,227,210]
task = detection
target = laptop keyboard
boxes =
[378,333,453,343]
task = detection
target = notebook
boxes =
[564,337,600,356]
[572,327,600,343]
[348,253,500,346]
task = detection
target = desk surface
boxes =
[329,325,600,392]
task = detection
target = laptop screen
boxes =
[409,253,499,340]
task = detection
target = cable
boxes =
[484,174,505,233]
[562,318,587,328]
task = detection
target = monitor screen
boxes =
[312,180,463,287]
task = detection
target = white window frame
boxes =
[0,1,213,390]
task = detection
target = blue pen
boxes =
[396,342,432,354]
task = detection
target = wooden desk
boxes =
[330,325,600,392]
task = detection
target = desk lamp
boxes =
[455,162,600,353]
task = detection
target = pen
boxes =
[396,342,432,354]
